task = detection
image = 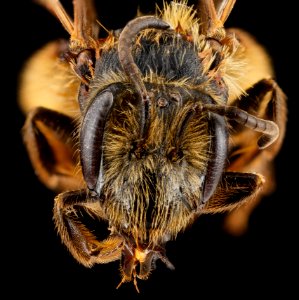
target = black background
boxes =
[12,0,297,298]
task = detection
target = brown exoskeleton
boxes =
[19,0,287,291]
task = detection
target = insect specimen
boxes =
[19,0,287,290]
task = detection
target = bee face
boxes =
[20,0,286,290]
[100,88,210,238]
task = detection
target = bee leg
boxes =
[198,0,236,26]
[214,0,236,24]
[225,79,287,235]
[202,172,264,213]
[22,107,83,192]
[224,163,274,236]
[54,189,123,267]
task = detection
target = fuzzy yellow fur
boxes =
[101,98,210,244]
[19,41,80,117]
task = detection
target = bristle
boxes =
[220,44,247,100]
[160,0,202,47]
[89,70,127,100]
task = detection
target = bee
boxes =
[19,0,287,291]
